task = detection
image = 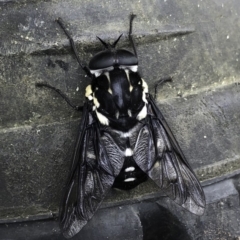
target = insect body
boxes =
[37,14,205,239]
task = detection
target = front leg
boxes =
[36,82,83,111]
[153,77,172,100]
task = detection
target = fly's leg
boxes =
[56,18,93,79]
[129,13,137,57]
[154,77,172,100]
[36,82,83,111]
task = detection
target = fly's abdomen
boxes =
[112,156,148,190]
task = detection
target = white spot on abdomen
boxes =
[125,148,133,156]
[125,167,135,172]
[124,177,136,182]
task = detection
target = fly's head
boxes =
[89,35,138,77]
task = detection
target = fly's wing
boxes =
[59,101,124,238]
[134,94,205,215]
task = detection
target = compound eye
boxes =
[89,50,114,70]
[117,49,138,66]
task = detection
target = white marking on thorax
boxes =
[125,69,130,81]
[90,69,102,77]
[90,66,114,77]
[124,69,133,92]
[119,65,138,72]
[125,167,135,172]
[141,79,149,103]
[85,85,93,100]
[87,95,93,101]
[124,177,136,182]
[125,148,133,156]
[137,104,147,120]
[128,109,132,117]
[129,65,138,72]
[93,96,100,108]
[104,72,113,94]
[141,79,149,93]
[96,110,109,125]
[142,92,148,104]
[115,111,119,119]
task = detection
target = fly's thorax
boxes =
[85,68,149,131]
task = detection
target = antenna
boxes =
[96,36,109,49]
[112,33,123,48]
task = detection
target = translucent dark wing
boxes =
[59,101,124,238]
[134,94,205,215]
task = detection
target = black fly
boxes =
[37,14,205,239]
